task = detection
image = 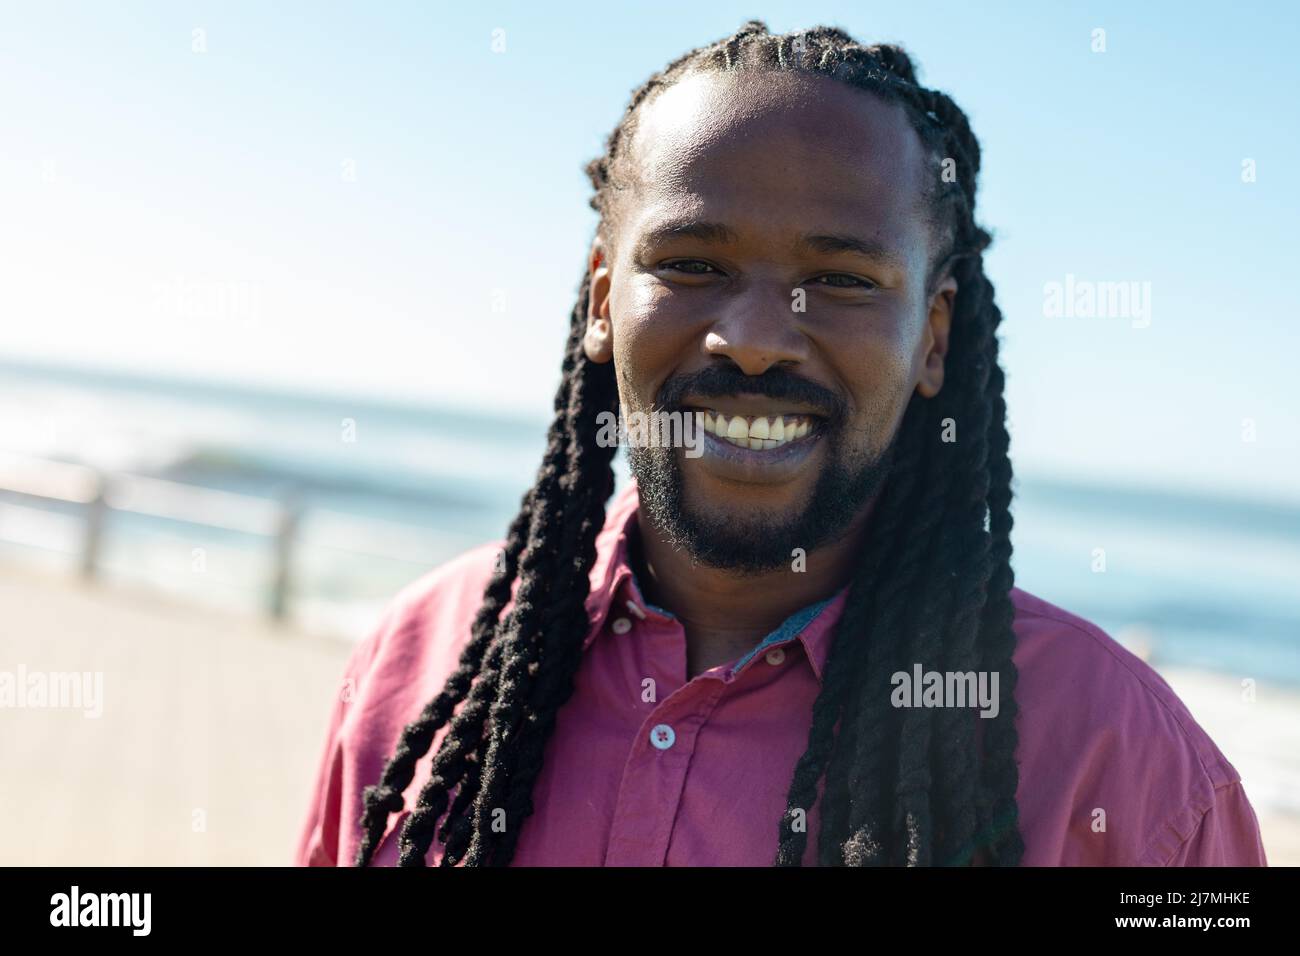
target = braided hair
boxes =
[354,19,1022,867]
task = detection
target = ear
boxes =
[584,236,614,364]
[915,274,957,399]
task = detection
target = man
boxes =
[295,21,1267,866]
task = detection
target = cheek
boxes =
[611,277,665,343]
[610,278,693,404]
[831,310,924,429]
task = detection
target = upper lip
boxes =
[678,395,828,420]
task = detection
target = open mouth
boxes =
[684,406,826,452]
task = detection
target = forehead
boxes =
[619,69,932,253]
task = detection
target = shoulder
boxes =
[382,541,506,645]
[343,538,508,768]
[1009,585,1235,790]
[293,540,505,866]
[338,540,506,741]
[350,539,506,680]
[1007,587,1264,865]
[354,480,641,672]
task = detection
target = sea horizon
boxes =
[2,356,1297,686]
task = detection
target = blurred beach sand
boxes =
[1,562,1296,866]
[0,562,351,865]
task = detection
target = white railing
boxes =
[0,452,304,620]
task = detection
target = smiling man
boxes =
[296,21,1267,867]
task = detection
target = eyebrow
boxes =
[636,218,905,268]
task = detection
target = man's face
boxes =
[584,69,954,574]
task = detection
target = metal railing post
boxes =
[268,493,301,622]
[80,471,107,580]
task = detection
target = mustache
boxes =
[656,364,846,423]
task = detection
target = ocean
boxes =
[2,359,1297,685]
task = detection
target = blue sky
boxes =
[2,1,1297,503]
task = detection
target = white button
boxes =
[611,616,632,635]
[765,647,786,666]
[649,724,675,749]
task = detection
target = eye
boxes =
[661,259,721,276]
[810,273,877,290]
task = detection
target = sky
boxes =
[1,1,1298,504]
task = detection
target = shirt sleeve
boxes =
[292,617,389,867]
[1162,781,1269,867]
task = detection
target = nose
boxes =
[702,281,809,376]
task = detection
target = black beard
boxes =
[627,422,896,577]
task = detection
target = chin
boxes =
[681,475,813,523]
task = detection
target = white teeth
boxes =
[698,408,818,451]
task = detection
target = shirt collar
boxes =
[582,479,850,683]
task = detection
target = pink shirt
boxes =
[295,480,1268,866]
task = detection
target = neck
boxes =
[629,497,875,678]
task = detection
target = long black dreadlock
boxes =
[354,19,1023,867]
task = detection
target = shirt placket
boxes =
[603,679,726,865]
[595,562,829,866]
[600,578,730,866]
